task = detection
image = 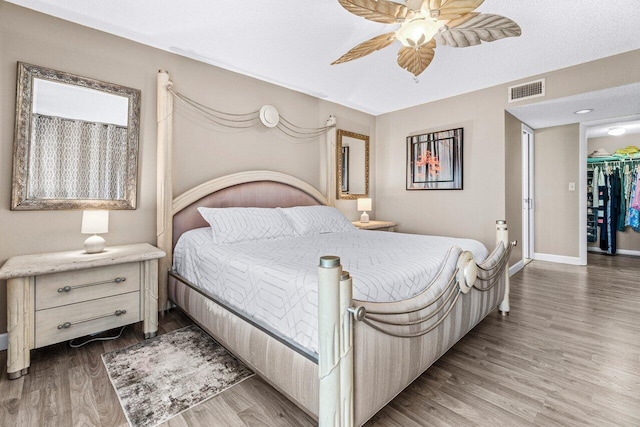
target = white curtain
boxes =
[28,114,128,200]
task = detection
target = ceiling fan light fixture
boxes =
[332,0,522,77]
[396,18,442,47]
[607,127,626,136]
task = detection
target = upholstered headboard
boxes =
[158,170,328,311]
[172,178,326,249]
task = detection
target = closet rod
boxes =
[587,158,640,167]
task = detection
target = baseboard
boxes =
[509,260,524,276]
[533,252,583,265]
[588,247,640,257]
[0,333,7,351]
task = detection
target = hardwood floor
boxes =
[1,253,639,426]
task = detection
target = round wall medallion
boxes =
[260,105,280,128]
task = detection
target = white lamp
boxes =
[357,198,372,223]
[81,210,109,253]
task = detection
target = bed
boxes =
[155,71,513,426]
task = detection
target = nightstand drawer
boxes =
[35,292,140,347]
[36,263,140,310]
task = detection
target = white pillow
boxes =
[278,206,356,236]
[197,207,296,245]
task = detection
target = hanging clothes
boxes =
[618,165,631,231]
[592,165,600,206]
[625,167,635,227]
[598,169,609,252]
[588,160,640,252]
[597,166,621,254]
[608,171,621,254]
[628,168,640,232]
[632,168,640,211]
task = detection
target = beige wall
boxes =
[587,133,640,252]
[533,124,580,257]
[375,51,640,256]
[376,107,503,247]
[504,113,523,265]
[0,3,375,334]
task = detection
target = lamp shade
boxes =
[396,18,442,47]
[81,210,109,234]
[357,198,372,212]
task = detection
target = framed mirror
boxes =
[11,62,141,210]
[337,129,369,199]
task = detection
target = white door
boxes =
[522,125,534,259]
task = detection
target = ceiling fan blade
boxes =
[439,0,484,16]
[446,12,479,29]
[435,13,521,47]
[332,32,397,65]
[397,39,436,77]
[337,0,409,24]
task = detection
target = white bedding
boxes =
[173,228,488,354]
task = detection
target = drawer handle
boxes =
[58,277,126,293]
[57,309,128,330]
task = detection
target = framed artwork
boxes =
[406,128,463,190]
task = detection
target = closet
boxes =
[587,157,640,255]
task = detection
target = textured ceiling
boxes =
[508,83,640,137]
[7,0,640,115]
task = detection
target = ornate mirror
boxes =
[337,129,369,199]
[11,63,141,210]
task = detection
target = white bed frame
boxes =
[156,71,512,426]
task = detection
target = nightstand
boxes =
[0,243,165,379]
[352,220,397,232]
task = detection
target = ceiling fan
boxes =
[331,0,521,78]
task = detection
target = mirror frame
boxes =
[11,62,142,210]
[336,129,369,200]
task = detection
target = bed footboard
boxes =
[318,220,513,426]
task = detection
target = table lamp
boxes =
[357,197,372,223]
[81,210,109,253]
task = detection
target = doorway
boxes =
[522,124,534,260]
[580,114,640,262]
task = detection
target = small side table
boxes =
[352,220,397,232]
[0,243,165,379]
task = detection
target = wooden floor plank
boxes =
[0,253,638,426]
[69,364,101,427]
[87,342,128,427]
[365,404,426,427]
[174,395,246,427]
[230,377,315,426]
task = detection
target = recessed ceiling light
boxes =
[608,127,626,136]
[574,109,593,114]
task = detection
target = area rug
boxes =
[102,325,254,427]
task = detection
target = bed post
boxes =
[157,70,174,313]
[326,116,337,207]
[496,220,510,315]
[339,270,354,426]
[318,255,354,427]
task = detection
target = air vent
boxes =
[508,79,545,103]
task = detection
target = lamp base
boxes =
[84,234,105,254]
[360,211,370,223]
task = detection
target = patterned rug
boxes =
[102,325,254,427]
